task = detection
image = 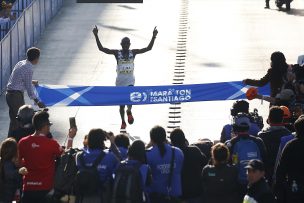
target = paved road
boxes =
[1,0,304,146]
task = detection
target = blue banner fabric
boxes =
[36,81,270,107]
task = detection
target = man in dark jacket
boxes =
[275,115,304,203]
[170,128,208,203]
[243,159,275,203]
[258,106,291,185]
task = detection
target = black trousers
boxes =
[6,90,25,136]
[22,190,50,203]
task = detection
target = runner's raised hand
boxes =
[153,26,158,37]
[93,25,98,35]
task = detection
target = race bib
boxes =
[117,62,134,74]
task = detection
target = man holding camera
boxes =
[18,110,77,203]
[220,100,261,143]
[6,47,46,136]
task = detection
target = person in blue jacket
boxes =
[146,126,184,203]
[76,128,119,202]
[113,140,152,203]
[114,133,130,160]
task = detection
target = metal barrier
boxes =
[1,0,35,40]
[0,0,63,95]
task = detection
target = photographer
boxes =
[220,100,261,143]
[8,105,35,143]
[18,110,77,203]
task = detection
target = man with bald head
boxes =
[93,26,158,129]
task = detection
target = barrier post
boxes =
[0,44,2,91]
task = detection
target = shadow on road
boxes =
[286,8,304,17]
[200,62,223,68]
[99,24,137,32]
[118,5,136,10]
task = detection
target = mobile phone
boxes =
[69,117,77,128]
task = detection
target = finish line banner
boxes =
[35,81,270,107]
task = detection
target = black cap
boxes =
[245,159,265,171]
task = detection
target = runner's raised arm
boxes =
[93,25,117,55]
[133,26,158,55]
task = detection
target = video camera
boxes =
[248,108,264,129]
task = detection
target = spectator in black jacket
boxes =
[0,138,28,202]
[170,128,207,203]
[8,105,35,142]
[275,115,304,203]
[243,51,290,97]
[258,106,291,185]
[201,143,240,203]
[243,159,275,203]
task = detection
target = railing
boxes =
[0,0,63,95]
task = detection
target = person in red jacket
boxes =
[18,110,77,203]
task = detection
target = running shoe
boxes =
[121,121,127,129]
[127,110,134,124]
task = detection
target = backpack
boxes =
[191,139,213,161]
[231,138,262,184]
[74,151,106,197]
[112,161,144,203]
[53,148,80,201]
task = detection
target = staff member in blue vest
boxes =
[92,26,158,130]
[146,126,184,202]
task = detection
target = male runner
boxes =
[92,25,158,129]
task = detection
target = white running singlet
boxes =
[116,50,135,86]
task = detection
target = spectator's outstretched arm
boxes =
[133,27,158,55]
[243,69,270,87]
[66,127,77,149]
[255,94,276,104]
[92,25,117,55]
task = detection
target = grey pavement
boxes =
[1,0,304,146]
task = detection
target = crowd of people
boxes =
[1,102,304,203]
[1,45,304,203]
[0,1,16,24]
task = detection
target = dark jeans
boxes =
[6,91,25,136]
[22,190,50,203]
